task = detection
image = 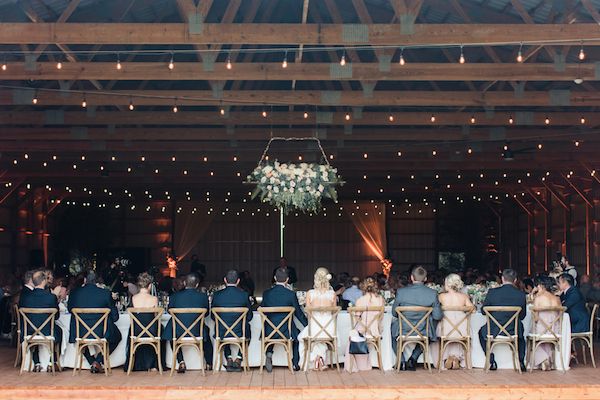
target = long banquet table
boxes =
[25,307,570,371]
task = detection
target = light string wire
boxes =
[0,37,599,57]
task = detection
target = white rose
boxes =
[290,187,295,193]
[267,185,272,190]
[260,176,267,183]
[300,163,308,169]
[270,177,275,184]
[263,165,273,174]
[305,178,311,185]
[318,184,324,192]
[298,187,304,192]
[290,181,296,187]
[273,186,280,193]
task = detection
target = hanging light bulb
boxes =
[116,54,122,70]
[261,110,268,118]
[388,114,394,122]
[340,51,346,66]
[470,115,476,124]
[399,47,405,65]
[32,91,38,104]
[81,95,87,108]
[430,114,436,122]
[345,112,351,121]
[303,111,309,119]
[467,147,473,154]
[579,42,586,61]
[575,140,580,147]
[282,51,288,68]
[220,106,225,115]
[129,98,134,111]
[168,53,174,70]
[516,42,523,62]
[1,61,6,71]
[226,53,232,70]
[459,45,465,64]
[508,115,514,124]
[56,60,62,70]
[580,116,586,124]
[172,104,178,113]
[544,116,550,125]
[537,143,543,150]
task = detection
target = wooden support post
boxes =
[511,193,533,274]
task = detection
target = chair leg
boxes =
[19,343,27,375]
[260,340,264,374]
[581,339,588,365]
[198,343,205,376]
[49,343,56,376]
[438,340,444,372]
[484,340,490,373]
[334,340,340,372]
[376,340,384,372]
[589,336,596,368]
[156,342,163,375]
[104,343,110,376]
[213,343,220,374]
[14,340,22,368]
[127,342,135,375]
[170,343,178,376]
[302,339,309,372]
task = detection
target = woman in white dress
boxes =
[531,275,562,370]
[437,273,473,370]
[298,267,338,370]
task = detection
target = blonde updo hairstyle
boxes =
[444,273,464,292]
[359,277,379,294]
[137,272,154,289]
[313,267,332,291]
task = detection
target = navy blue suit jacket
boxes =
[482,284,526,336]
[67,284,121,344]
[18,288,61,339]
[211,286,253,339]
[561,286,590,333]
[261,284,307,339]
[162,288,209,340]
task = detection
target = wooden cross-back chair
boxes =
[527,306,566,373]
[394,306,433,372]
[168,307,208,376]
[347,306,385,373]
[71,307,111,376]
[302,306,341,372]
[258,306,296,373]
[13,304,21,368]
[438,305,474,372]
[212,307,249,373]
[482,306,522,373]
[572,303,598,368]
[18,308,60,375]
[126,307,164,375]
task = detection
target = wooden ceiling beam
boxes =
[0,111,598,128]
[5,89,600,107]
[1,23,600,45]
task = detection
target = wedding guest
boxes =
[124,272,159,372]
[298,267,337,370]
[190,254,206,280]
[239,270,256,298]
[478,269,527,372]
[18,270,62,372]
[23,270,35,291]
[212,269,253,372]
[67,270,121,374]
[342,276,362,306]
[522,278,535,294]
[437,273,473,370]
[333,272,350,309]
[344,277,384,372]
[558,273,589,333]
[272,257,297,286]
[261,268,308,372]
[531,275,562,370]
[50,277,68,302]
[392,266,442,371]
[562,257,578,284]
[163,272,212,373]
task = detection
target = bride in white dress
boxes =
[298,267,338,370]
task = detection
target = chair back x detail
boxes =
[212,307,250,373]
[527,306,565,372]
[18,307,60,375]
[71,307,111,375]
[347,306,384,372]
[168,307,207,376]
[482,306,522,373]
[437,305,474,371]
[395,306,433,372]
[126,307,164,375]
[258,306,295,373]
[302,306,341,371]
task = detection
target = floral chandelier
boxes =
[246,137,343,214]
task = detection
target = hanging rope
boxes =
[255,137,331,169]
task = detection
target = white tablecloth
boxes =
[23,309,570,371]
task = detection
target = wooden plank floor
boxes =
[2,344,600,400]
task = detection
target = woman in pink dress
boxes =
[344,277,385,372]
[531,275,562,370]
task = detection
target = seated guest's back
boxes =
[479,269,527,371]
[531,275,562,370]
[162,272,211,373]
[558,273,590,333]
[342,276,363,305]
[67,270,121,373]
[391,265,442,370]
[211,269,253,372]
[19,270,62,371]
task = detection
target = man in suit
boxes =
[478,269,527,371]
[211,269,253,372]
[67,270,121,373]
[261,268,308,372]
[190,254,207,281]
[18,270,62,372]
[272,257,297,286]
[391,265,442,371]
[162,272,212,373]
[558,273,590,333]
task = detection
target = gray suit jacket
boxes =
[391,283,442,340]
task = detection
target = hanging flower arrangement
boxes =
[246,138,343,213]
